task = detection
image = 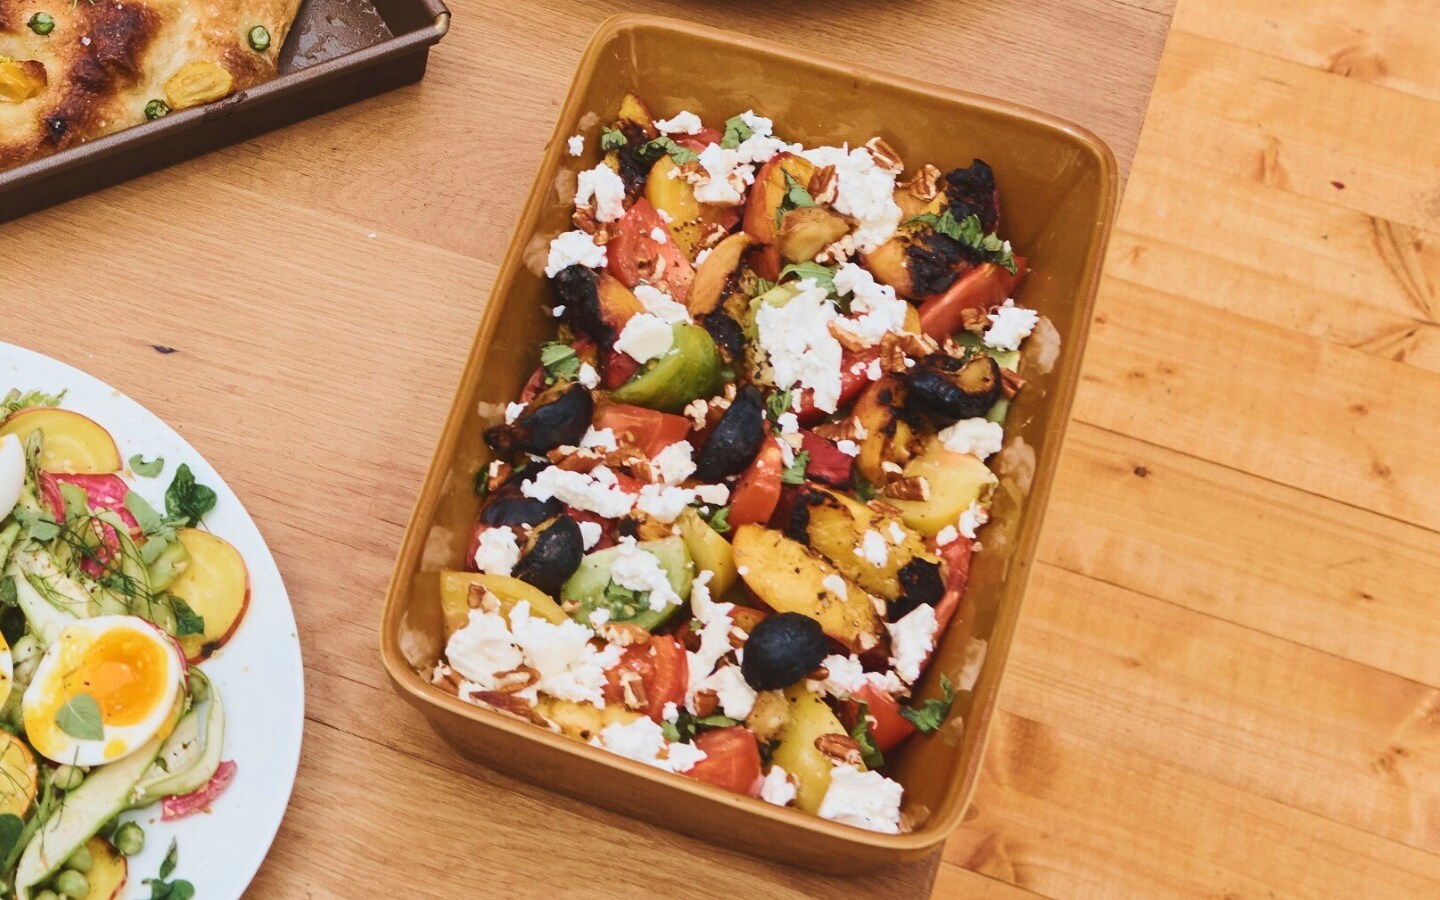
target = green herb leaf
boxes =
[775,170,816,227]
[603,580,646,615]
[0,388,65,421]
[0,578,16,608]
[720,114,754,150]
[781,450,809,485]
[56,693,104,741]
[164,464,216,528]
[777,261,837,293]
[0,814,22,867]
[850,702,886,769]
[145,878,196,900]
[900,674,956,734]
[660,719,681,742]
[124,491,163,535]
[472,467,490,499]
[599,126,627,152]
[539,341,581,385]
[169,596,205,637]
[664,708,740,743]
[58,483,89,524]
[14,508,59,543]
[129,454,165,477]
[640,136,698,165]
[703,506,730,535]
[904,210,1016,273]
[160,837,178,879]
[764,389,793,422]
[853,471,877,502]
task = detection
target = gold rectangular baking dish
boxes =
[381,13,1116,872]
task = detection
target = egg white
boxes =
[0,434,23,523]
[22,615,185,766]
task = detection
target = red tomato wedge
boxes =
[798,431,853,486]
[917,259,1028,342]
[728,439,785,528]
[839,684,918,753]
[162,759,237,821]
[603,635,689,722]
[932,536,975,638]
[794,348,880,426]
[675,127,723,154]
[606,198,694,301]
[684,726,764,796]
[592,404,691,457]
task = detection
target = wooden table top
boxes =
[9,0,1438,895]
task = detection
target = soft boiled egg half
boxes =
[0,433,24,522]
[23,616,186,765]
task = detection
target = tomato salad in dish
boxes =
[431,94,1040,834]
[0,390,249,898]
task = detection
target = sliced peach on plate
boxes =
[167,528,250,662]
[0,408,121,474]
[84,836,128,900]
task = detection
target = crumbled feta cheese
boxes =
[682,398,710,429]
[575,164,627,222]
[588,608,611,628]
[545,230,607,277]
[887,603,937,684]
[958,502,989,539]
[652,440,697,485]
[935,525,960,546]
[856,530,888,567]
[686,573,737,713]
[552,305,566,318]
[578,520,603,550]
[580,426,618,451]
[799,145,902,251]
[504,401,527,425]
[445,607,523,686]
[818,765,903,833]
[447,601,623,706]
[633,283,691,325]
[760,766,797,807]
[610,537,682,612]
[836,439,860,457]
[694,247,712,266]
[523,464,636,518]
[692,144,755,206]
[865,358,884,381]
[886,521,907,544]
[692,483,730,506]
[776,412,799,434]
[833,263,908,347]
[821,573,849,600]
[473,528,521,576]
[592,717,707,772]
[938,418,1004,460]
[655,110,703,135]
[615,313,675,363]
[662,701,680,723]
[810,654,868,698]
[650,226,669,242]
[739,110,773,137]
[704,664,758,719]
[636,484,693,523]
[566,134,584,156]
[755,282,844,413]
[577,362,600,389]
[984,300,1039,352]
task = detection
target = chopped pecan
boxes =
[828,320,871,354]
[880,331,938,373]
[492,664,541,694]
[881,475,931,502]
[1000,367,1026,399]
[900,163,943,201]
[466,583,500,612]
[699,222,730,250]
[598,622,652,647]
[692,689,720,718]
[432,666,462,695]
[809,165,839,205]
[468,690,557,730]
[814,733,864,767]
[865,137,905,176]
[813,416,867,443]
[572,205,599,234]
[816,233,857,265]
[959,307,989,333]
[619,670,649,710]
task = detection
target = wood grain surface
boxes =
[19,0,1438,895]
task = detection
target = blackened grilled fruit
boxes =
[480,493,562,528]
[740,612,829,691]
[694,385,767,481]
[944,159,1000,233]
[552,265,603,339]
[512,515,585,595]
[484,383,593,455]
[905,228,984,297]
[905,353,1002,422]
[700,309,746,365]
[891,558,946,620]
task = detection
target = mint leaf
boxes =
[600,126,627,152]
[58,483,88,523]
[764,389,793,422]
[778,262,836,293]
[56,693,104,741]
[129,454,165,477]
[164,464,216,527]
[775,170,816,226]
[904,211,1016,274]
[850,702,886,769]
[539,342,581,385]
[720,114,754,150]
[900,674,955,734]
[703,506,730,535]
[640,136,698,165]
[169,596,205,637]
[781,450,809,486]
[14,508,59,543]
[160,838,178,879]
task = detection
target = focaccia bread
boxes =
[0,0,302,171]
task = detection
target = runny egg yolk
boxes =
[63,628,170,727]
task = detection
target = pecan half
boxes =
[813,416,868,443]
[959,307,989,333]
[900,163,943,201]
[619,670,649,711]
[692,689,720,718]
[816,233,857,265]
[880,331,938,373]
[815,733,864,767]
[809,165,839,205]
[1000,367,1026,399]
[572,205,599,235]
[493,664,541,694]
[881,475,931,502]
[828,320,871,354]
[468,690,557,730]
[864,137,905,176]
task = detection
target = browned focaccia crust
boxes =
[0,0,302,171]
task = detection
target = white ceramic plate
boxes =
[0,342,304,899]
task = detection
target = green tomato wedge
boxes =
[561,536,693,632]
[609,323,720,412]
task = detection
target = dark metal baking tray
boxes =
[0,0,449,224]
